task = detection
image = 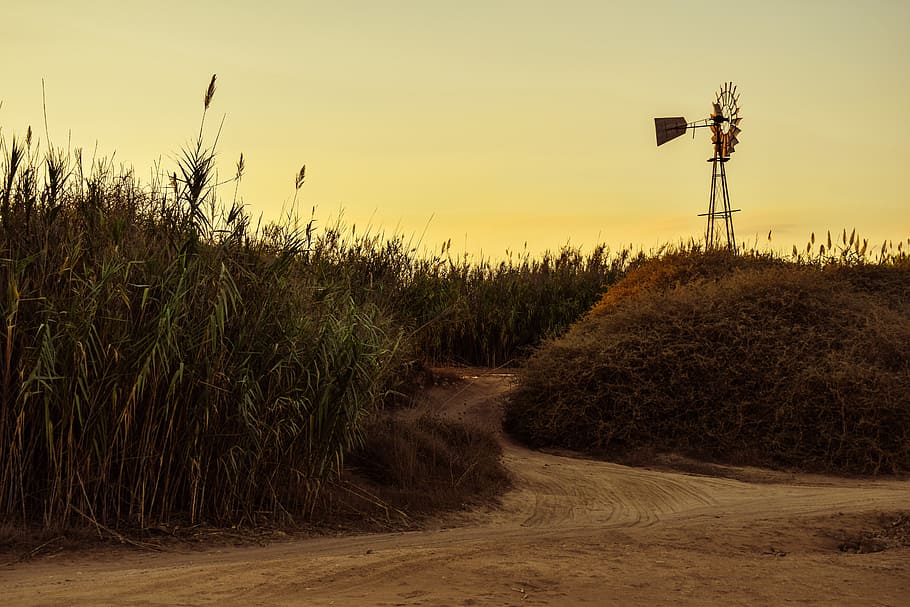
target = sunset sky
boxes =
[3,1,908,258]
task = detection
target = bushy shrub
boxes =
[506,249,910,475]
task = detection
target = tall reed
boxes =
[0,79,402,528]
[301,226,630,366]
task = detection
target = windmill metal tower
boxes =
[654,82,743,250]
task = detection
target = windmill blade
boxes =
[654,117,688,146]
[711,102,722,118]
[729,125,742,138]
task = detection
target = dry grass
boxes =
[506,248,910,475]
[587,247,782,317]
[833,512,910,554]
[309,411,511,530]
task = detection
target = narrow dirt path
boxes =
[3,372,908,606]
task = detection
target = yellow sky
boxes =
[3,1,908,258]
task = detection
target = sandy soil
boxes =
[3,371,908,606]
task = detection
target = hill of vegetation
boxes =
[505,248,910,475]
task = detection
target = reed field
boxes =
[0,78,624,533]
[506,240,910,475]
[310,229,629,367]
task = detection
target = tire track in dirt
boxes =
[501,447,721,529]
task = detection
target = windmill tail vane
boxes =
[653,82,743,251]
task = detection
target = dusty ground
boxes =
[2,371,908,606]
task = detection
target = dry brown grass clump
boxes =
[505,251,910,474]
[312,412,511,529]
[836,512,910,553]
[587,247,782,316]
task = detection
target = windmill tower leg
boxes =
[706,156,719,247]
[719,158,736,250]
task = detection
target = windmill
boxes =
[655,82,742,250]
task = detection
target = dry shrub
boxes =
[826,263,910,309]
[587,247,781,316]
[337,413,511,523]
[837,512,910,553]
[506,252,910,475]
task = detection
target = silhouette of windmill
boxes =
[655,82,743,250]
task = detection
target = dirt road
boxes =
[3,372,908,606]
